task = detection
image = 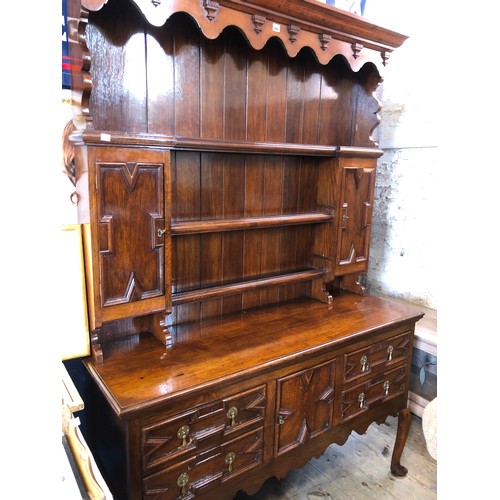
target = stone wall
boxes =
[363,1,439,309]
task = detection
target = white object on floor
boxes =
[422,397,437,460]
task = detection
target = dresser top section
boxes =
[84,293,423,417]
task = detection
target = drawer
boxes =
[343,331,411,384]
[143,427,264,499]
[142,385,266,472]
[340,365,407,422]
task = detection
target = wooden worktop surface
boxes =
[84,293,423,417]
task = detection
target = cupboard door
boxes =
[335,159,376,276]
[88,147,171,326]
[275,360,335,456]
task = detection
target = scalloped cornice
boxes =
[81,0,407,73]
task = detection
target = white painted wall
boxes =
[360,1,440,309]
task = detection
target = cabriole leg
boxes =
[390,407,411,477]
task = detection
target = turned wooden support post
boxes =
[391,407,411,476]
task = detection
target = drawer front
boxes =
[343,331,411,384]
[143,427,264,499]
[142,385,266,472]
[340,365,407,422]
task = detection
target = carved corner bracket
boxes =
[287,24,301,44]
[203,0,220,22]
[252,14,266,34]
[351,42,363,59]
[319,33,332,52]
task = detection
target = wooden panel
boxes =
[336,161,376,276]
[247,48,268,143]
[242,47,268,309]
[174,16,201,136]
[221,155,245,314]
[171,151,201,324]
[302,57,322,145]
[200,34,225,139]
[318,64,340,146]
[242,156,265,310]
[280,157,303,302]
[223,28,248,141]
[199,153,224,320]
[199,34,225,319]
[86,9,382,148]
[260,156,284,306]
[146,23,175,134]
[275,360,336,456]
[265,40,288,143]
[90,147,169,324]
[88,2,148,132]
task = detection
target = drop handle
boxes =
[177,425,190,448]
[227,406,239,427]
[360,355,369,372]
[358,392,365,409]
[383,380,390,396]
[177,472,189,495]
[225,452,236,473]
[387,345,394,361]
[157,228,166,237]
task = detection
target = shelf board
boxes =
[172,212,334,235]
[172,269,325,305]
[78,132,383,158]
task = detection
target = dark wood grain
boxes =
[86,9,384,148]
[84,293,422,415]
[73,2,413,498]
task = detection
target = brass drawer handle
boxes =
[358,392,365,409]
[387,345,394,361]
[177,472,189,495]
[225,451,236,472]
[360,355,369,372]
[383,380,390,396]
[177,425,190,448]
[227,406,238,427]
